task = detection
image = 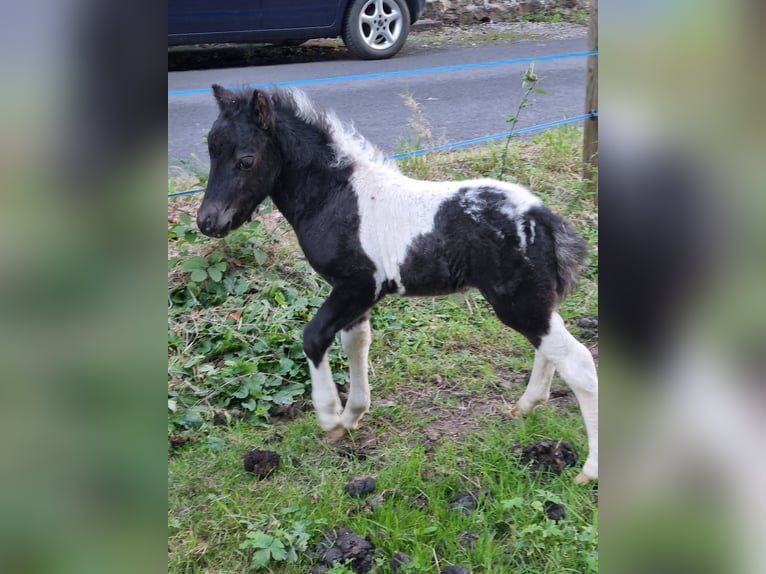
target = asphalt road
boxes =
[168,38,589,172]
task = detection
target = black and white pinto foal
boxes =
[197,85,598,483]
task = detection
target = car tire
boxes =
[342,0,411,60]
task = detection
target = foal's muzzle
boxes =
[197,204,232,238]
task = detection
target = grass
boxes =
[168,124,597,573]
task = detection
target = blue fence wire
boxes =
[168,111,597,199]
[168,50,597,97]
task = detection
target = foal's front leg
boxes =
[302,284,374,439]
[340,314,372,430]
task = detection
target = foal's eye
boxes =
[236,156,255,170]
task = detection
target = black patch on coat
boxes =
[399,187,562,347]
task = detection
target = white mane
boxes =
[278,88,398,172]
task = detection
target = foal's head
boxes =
[197,85,280,238]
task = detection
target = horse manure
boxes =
[449,487,487,515]
[345,476,377,498]
[243,449,280,478]
[440,565,470,574]
[391,551,412,572]
[544,501,566,521]
[458,531,479,548]
[311,528,376,574]
[168,433,196,451]
[577,315,599,329]
[212,407,245,426]
[519,439,577,474]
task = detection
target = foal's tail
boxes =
[550,213,589,299]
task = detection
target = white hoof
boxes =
[575,458,598,484]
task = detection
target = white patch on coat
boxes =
[516,219,527,252]
[516,217,538,252]
[350,163,543,297]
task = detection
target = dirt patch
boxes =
[440,566,470,574]
[243,449,280,478]
[519,439,577,474]
[310,528,378,574]
[548,383,577,410]
[391,374,514,443]
[345,477,377,498]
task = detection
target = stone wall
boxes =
[423,0,589,25]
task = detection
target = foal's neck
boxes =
[269,152,355,229]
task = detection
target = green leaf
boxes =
[208,267,223,282]
[206,436,225,451]
[534,88,548,94]
[245,531,274,548]
[253,249,266,266]
[241,398,256,411]
[251,548,271,568]
[268,538,287,561]
[502,497,524,510]
[278,358,295,373]
[272,385,304,405]
[181,256,209,271]
[190,269,207,282]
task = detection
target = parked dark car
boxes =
[168,0,427,60]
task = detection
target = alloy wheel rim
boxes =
[358,0,403,50]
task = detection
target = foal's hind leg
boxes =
[483,285,598,483]
[537,312,599,483]
[340,314,372,430]
[510,351,556,417]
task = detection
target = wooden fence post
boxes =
[583,0,598,199]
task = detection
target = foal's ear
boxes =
[211,84,234,111]
[251,90,274,131]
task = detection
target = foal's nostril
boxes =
[197,211,215,236]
